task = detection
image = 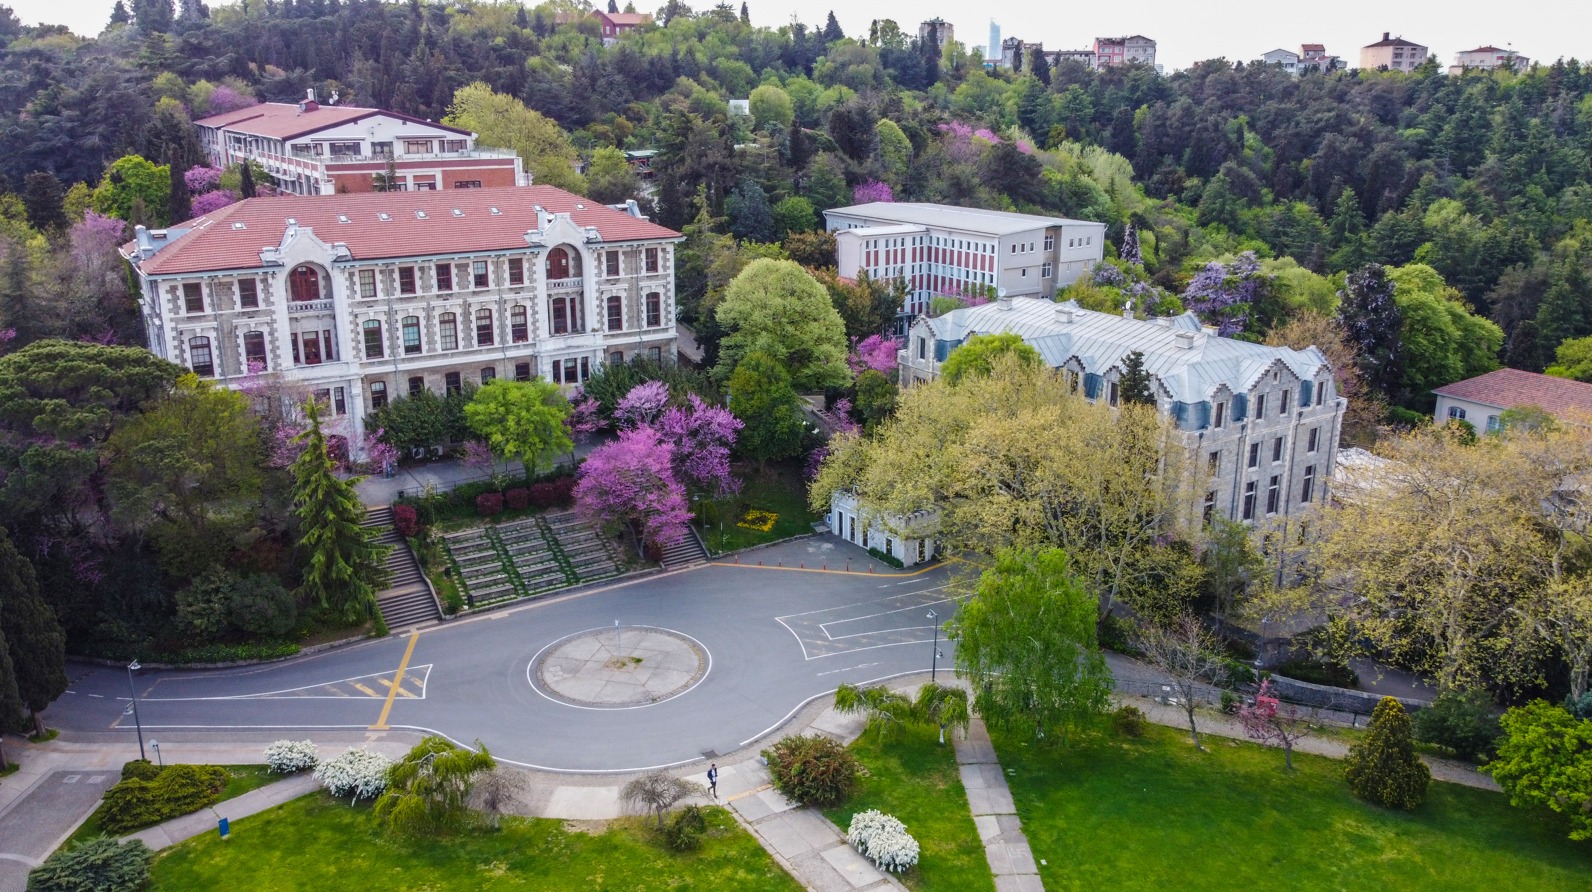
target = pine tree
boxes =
[1120,222,1142,266]
[1327,187,1368,271]
[1345,697,1431,809]
[822,11,843,43]
[1535,261,1592,359]
[1337,264,1403,400]
[290,400,391,627]
[167,161,191,224]
[1118,351,1155,405]
[740,1,749,24]
[109,0,132,26]
[1028,48,1051,86]
[21,172,67,232]
[239,162,257,198]
[0,529,66,738]
[607,0,617,12]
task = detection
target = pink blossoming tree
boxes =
[192,190,238,216]
[613,380,671,429]
[657,393,743,498]
[1238,679,1313,770]
[574,426,692,549]
[847,334,898,376]
[853,180,894,204]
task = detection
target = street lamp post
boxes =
[126,660,147,763]
[927,609,940,683]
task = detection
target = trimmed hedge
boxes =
[867,547,904,569]
[82,641,300,665]
[99,764,229,834]
[475,492,504,517]
[504,487,530,510]
[393,504,420,537]
[529,477,576,508]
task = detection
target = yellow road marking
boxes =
[713,562,943,578]
[377,676,415,698]
[349,682,379,697]
[370,632,420,729]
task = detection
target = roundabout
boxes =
[50,540,960,773]
[531,626,710,709]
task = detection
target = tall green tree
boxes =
[0,528,66,738]
[462,379,573,480]
[714,258,850,391]
[0,596,26,769]
[443,83,585,194]
[1117,351,1155,405]
[726,179,775,244]
[290,400,390,626]
[21,172,67,232]
[1485,701,1592,840]
[90,155,170,226]
[950,547,1113,744]
[583,146,641,205]
[727,351,805,463]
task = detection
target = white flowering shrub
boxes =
[313,747,392,801]
[263,739,319,774]
[847,809,920,873]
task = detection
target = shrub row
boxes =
[99,763,229,834]
[82,641,301,665]
[867,547,904,569]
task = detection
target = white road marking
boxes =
[815,661,884,676]
[139,665,433,701]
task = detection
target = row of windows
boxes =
[362,294,664,359]
[188,332,270,377]
[1207,427,1323,476]
[1232,465,1318,521]
[1446,406,1503,432]
[368,348,667,408]
[1212,381,1326,429]
[177,247,665,314]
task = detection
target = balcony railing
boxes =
[546,277,584,291]
[289,299,335,314]
[298,147,523,164]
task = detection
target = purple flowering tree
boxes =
[847,334,898,376]
[460,439,496,475]
[829,398,861,436]
[566,394,605,437]
[613,380,671,429]
[185,165,223,193]
[1181,252,1268,336]
[657,393,743,498]
[1120,222,1143,266]
[206,85,258,115]
[192,190,238,216]
[574,426,692,549]
[852,180,894,204]
[362,428,399,475]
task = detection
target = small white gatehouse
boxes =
[829,490,939,567]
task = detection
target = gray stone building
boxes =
[898,297,1346,527]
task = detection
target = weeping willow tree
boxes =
[373,736,498,837]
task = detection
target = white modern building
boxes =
[824,202,1106,328]
[195,91,528,196]
[898,297,1345,526]
[1261,48,1301,73]
[1448,45,1530,74]
[119,186,681,451]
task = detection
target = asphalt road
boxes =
[47,547,959,773]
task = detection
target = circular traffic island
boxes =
[531,626,708,709]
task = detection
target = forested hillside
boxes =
[3,0,1592,395]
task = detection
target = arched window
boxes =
[189,337,214,377]
[369,380,388,409]
[402,316,421,355]
[439,313,458,350]
[288,265,321,302]
[606,295,623,331]
[480,366,496,384]
[510,306,528,343]
[645,292,662,328]
[546,246,576,280]
[362,319,384,359]
[242,331,268,371]
[475,308,494,346]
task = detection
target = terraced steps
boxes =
[364,506,441,630]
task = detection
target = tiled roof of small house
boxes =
[1433,368,1592,417]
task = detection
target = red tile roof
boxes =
[596,12,652,26]
[129,186,680,276]
[1433,368,1592,417]
[193,102,470,141]
[1365,34,1425,48]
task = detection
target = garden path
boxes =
[954,717,1044,892]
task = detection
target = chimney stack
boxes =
[1383,31,1390,41]
[996,295,1014,311]
[1174,330,1196,349]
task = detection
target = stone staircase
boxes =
[660,526,709,569]
[363,506,441,630]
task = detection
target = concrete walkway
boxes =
[954,718,1044,892]
[123,773,320,850]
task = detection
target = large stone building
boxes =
[195,92,528,196]
[824,202,1105,329]
[119,185,681,451]
[1360,32,1429,71]
[898,297,1345,526]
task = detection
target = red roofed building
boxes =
[121,186,681,451]
[592,11,652,46]
[196,90,529,196]
[1433,368,1592,432]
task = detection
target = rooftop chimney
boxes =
[133,224,155,258]
[1055,304,1074,323]
[996,295,1014,311]
[298,88,319,113]
[1174,330,1196,349]
[1383,31,1390,41]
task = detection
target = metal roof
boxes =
[826,202,1102,236]
[921,298,1330,403]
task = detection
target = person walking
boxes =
[707,763,719,799]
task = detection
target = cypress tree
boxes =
[239,162,257,198]
[290,400,391,628]
[167,161,191,224]
[0,620,23,770]
[1118,351,1155,405]
[1344,697,1430,809]
[0,529,66,739]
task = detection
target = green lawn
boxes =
[66,764,278,848]
[993,723,1592,891]
[149,792,802,891]
[699,463,818,554]
[823,725,994,892]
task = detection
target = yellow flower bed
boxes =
[736,509,779,532]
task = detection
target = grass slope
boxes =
[65,764,277,849]
[149,793,802,891]
[994,723,1592,891]
[701,463,817,553]
[823,725,994,892]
